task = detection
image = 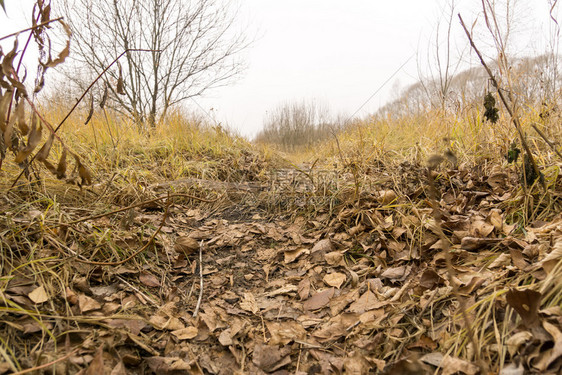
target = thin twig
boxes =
[193,240,204,318]
[0,17,64,42]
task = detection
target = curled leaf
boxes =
[100,84,108,109]
[15,114,42,163]
[40,4,51,25]
[73,153,93,186]
[15,100,29,135]
[56,147,67,179]
[45,22,70,68]
[116,63,125,95]
[85,95,94,125]
[0,89,13,132]
[36,133,54,162]
[1,38,18,78]
[3,115,15,151]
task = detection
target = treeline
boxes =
[254,100,346,150]
[378,53,561,118]
[256,53,561,150]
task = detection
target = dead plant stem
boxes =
[192,240,204,318]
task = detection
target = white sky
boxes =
[0,0,557,138]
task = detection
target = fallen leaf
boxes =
[171,326,198,340]
[239,292,259,314]
[267,321,307,345]
[174,236,200,256]
[506,288,542,329]
[78,295,101,313]
[323,272,346,289]
[139,271,160,287]
[303,288,335,311]
[28,286,49,304]
[284,247,309,263]
[85,346,104,375]
[252,344,291,372]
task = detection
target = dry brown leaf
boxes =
[85,345,104,375]
[45,20,70,68]
[470,219,495,237]
[348,290,381,314]
[15,100,29,135]
[15,116,42,162]
[28,285,49,304]
[506,288,542,329]
[100,84,108,109]
[139,271,160,287]
[116,63,125,95]
[85,94,94,125]
[441,355,479,375]
[239,292,259,314]
[0,89,13,132]
[1,38,18,78]
[419,269,443,290]
[252,344,291,372]
[3,115,15,151]
[56,147,68,179]
[36,133,54,162]
[146,357,192,373]
[298,277,310,300]
[78,295,101,313]
[266,321,307,345]
[540,321,562,370]
[381,265,407,280]
[343,351,371,375]
[174,236,200,256]
[284,247,309,263]
[506,331,533,357]
[311,238,334,254]
[376,190,397,205]
[489,253,511,268]
[171,326,198,340]
[323,272,346,289]
[325,251,344,266]
[74,153,93,185]
[110,361,127,375]
[488,208,504,231]
[303,288,335,311]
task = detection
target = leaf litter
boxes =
[2,146,562,373]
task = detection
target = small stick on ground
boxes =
[193,240,205,318]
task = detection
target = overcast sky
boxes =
[0,0,557,138]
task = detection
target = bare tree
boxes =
[418,0,467,112]
[57,0,249,128]
[255,100,339,150]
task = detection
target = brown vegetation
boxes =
[1,0,562,374]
